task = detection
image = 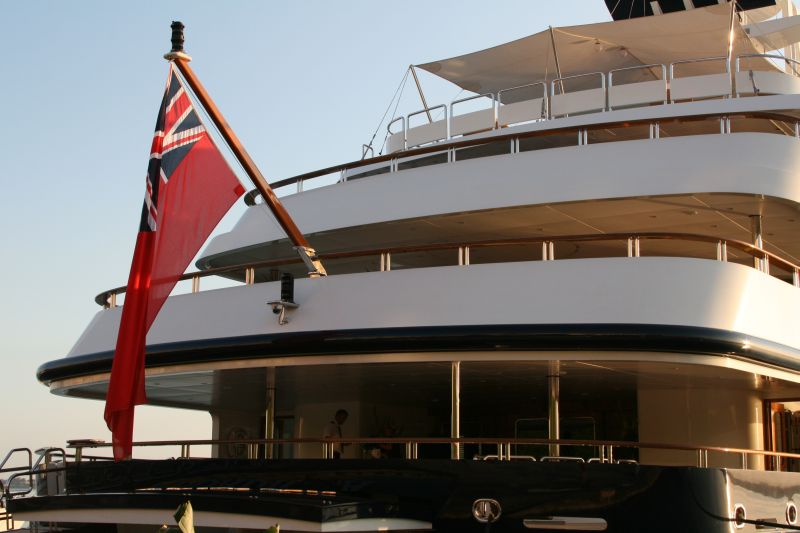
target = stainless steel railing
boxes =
[4,436,799,503]
[384,53,795,153]
[49,435,800,469]
[95,231,800,307]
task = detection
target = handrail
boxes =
[669,55,730,78]
[60,435,800,468]
[0,448,32,502]
[1,435,794,500]
[736,54,800,77]
[551,71,606,96]
[449,92,496,135]
[248,109,796,200]
[95,231,800,306]
[497,82,548,105]
[609,63,668,84]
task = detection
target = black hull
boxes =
[9,459,800,531]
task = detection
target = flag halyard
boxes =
[104,64,245,461]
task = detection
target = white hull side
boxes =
[67,257,800,358]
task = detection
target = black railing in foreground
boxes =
[3,436,800,501]
[96,231,800,307]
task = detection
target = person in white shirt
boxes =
[323,409,348,458]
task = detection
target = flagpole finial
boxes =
[164,20,192,62]
[170,21,185,52]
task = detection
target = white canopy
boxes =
[416,4,773,100]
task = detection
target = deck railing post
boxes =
[451,361,461,460]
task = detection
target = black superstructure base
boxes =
[8,458,799,532]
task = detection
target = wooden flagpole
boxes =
[164,21,326,277]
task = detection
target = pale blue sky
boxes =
[0,1,611,458]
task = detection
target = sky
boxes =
[0,0,611,460]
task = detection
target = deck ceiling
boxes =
[204,192,800,278]
[56,358,800,412]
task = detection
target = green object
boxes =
[266,525,280,533]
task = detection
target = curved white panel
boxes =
[203,132,800,260]
[66,257,800,359]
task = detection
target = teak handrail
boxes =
[95,231,799,306]
[243,110,799,197]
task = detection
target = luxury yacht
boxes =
[5,0,800,531]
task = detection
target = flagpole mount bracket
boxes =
[295,246,327,277]
[267,300,299,326]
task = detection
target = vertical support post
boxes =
[265,367,276,459]
[548,360,560,457]
[451,361,461,459]
[549,26,565,95]
[727,0,738,96]
[751,214,763,271]
[410,66,433,124]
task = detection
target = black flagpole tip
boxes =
[170,21,185,53]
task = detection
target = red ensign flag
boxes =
[104,64,245,460]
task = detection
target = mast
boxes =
[164,22,327,277]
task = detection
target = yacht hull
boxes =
[8,459,799,532]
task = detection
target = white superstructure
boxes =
[10,2,800,531]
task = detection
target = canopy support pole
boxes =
[549,26,565,95]
[410,65,434,123]
[165,22,326,277]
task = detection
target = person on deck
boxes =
[323,409,348,459]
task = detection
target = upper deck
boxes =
[199,70,800,276]
[201,2,800,268]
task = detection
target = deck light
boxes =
[268,273,298,325]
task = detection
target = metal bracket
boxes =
[267,300,299,325]
[294,246,327,277]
